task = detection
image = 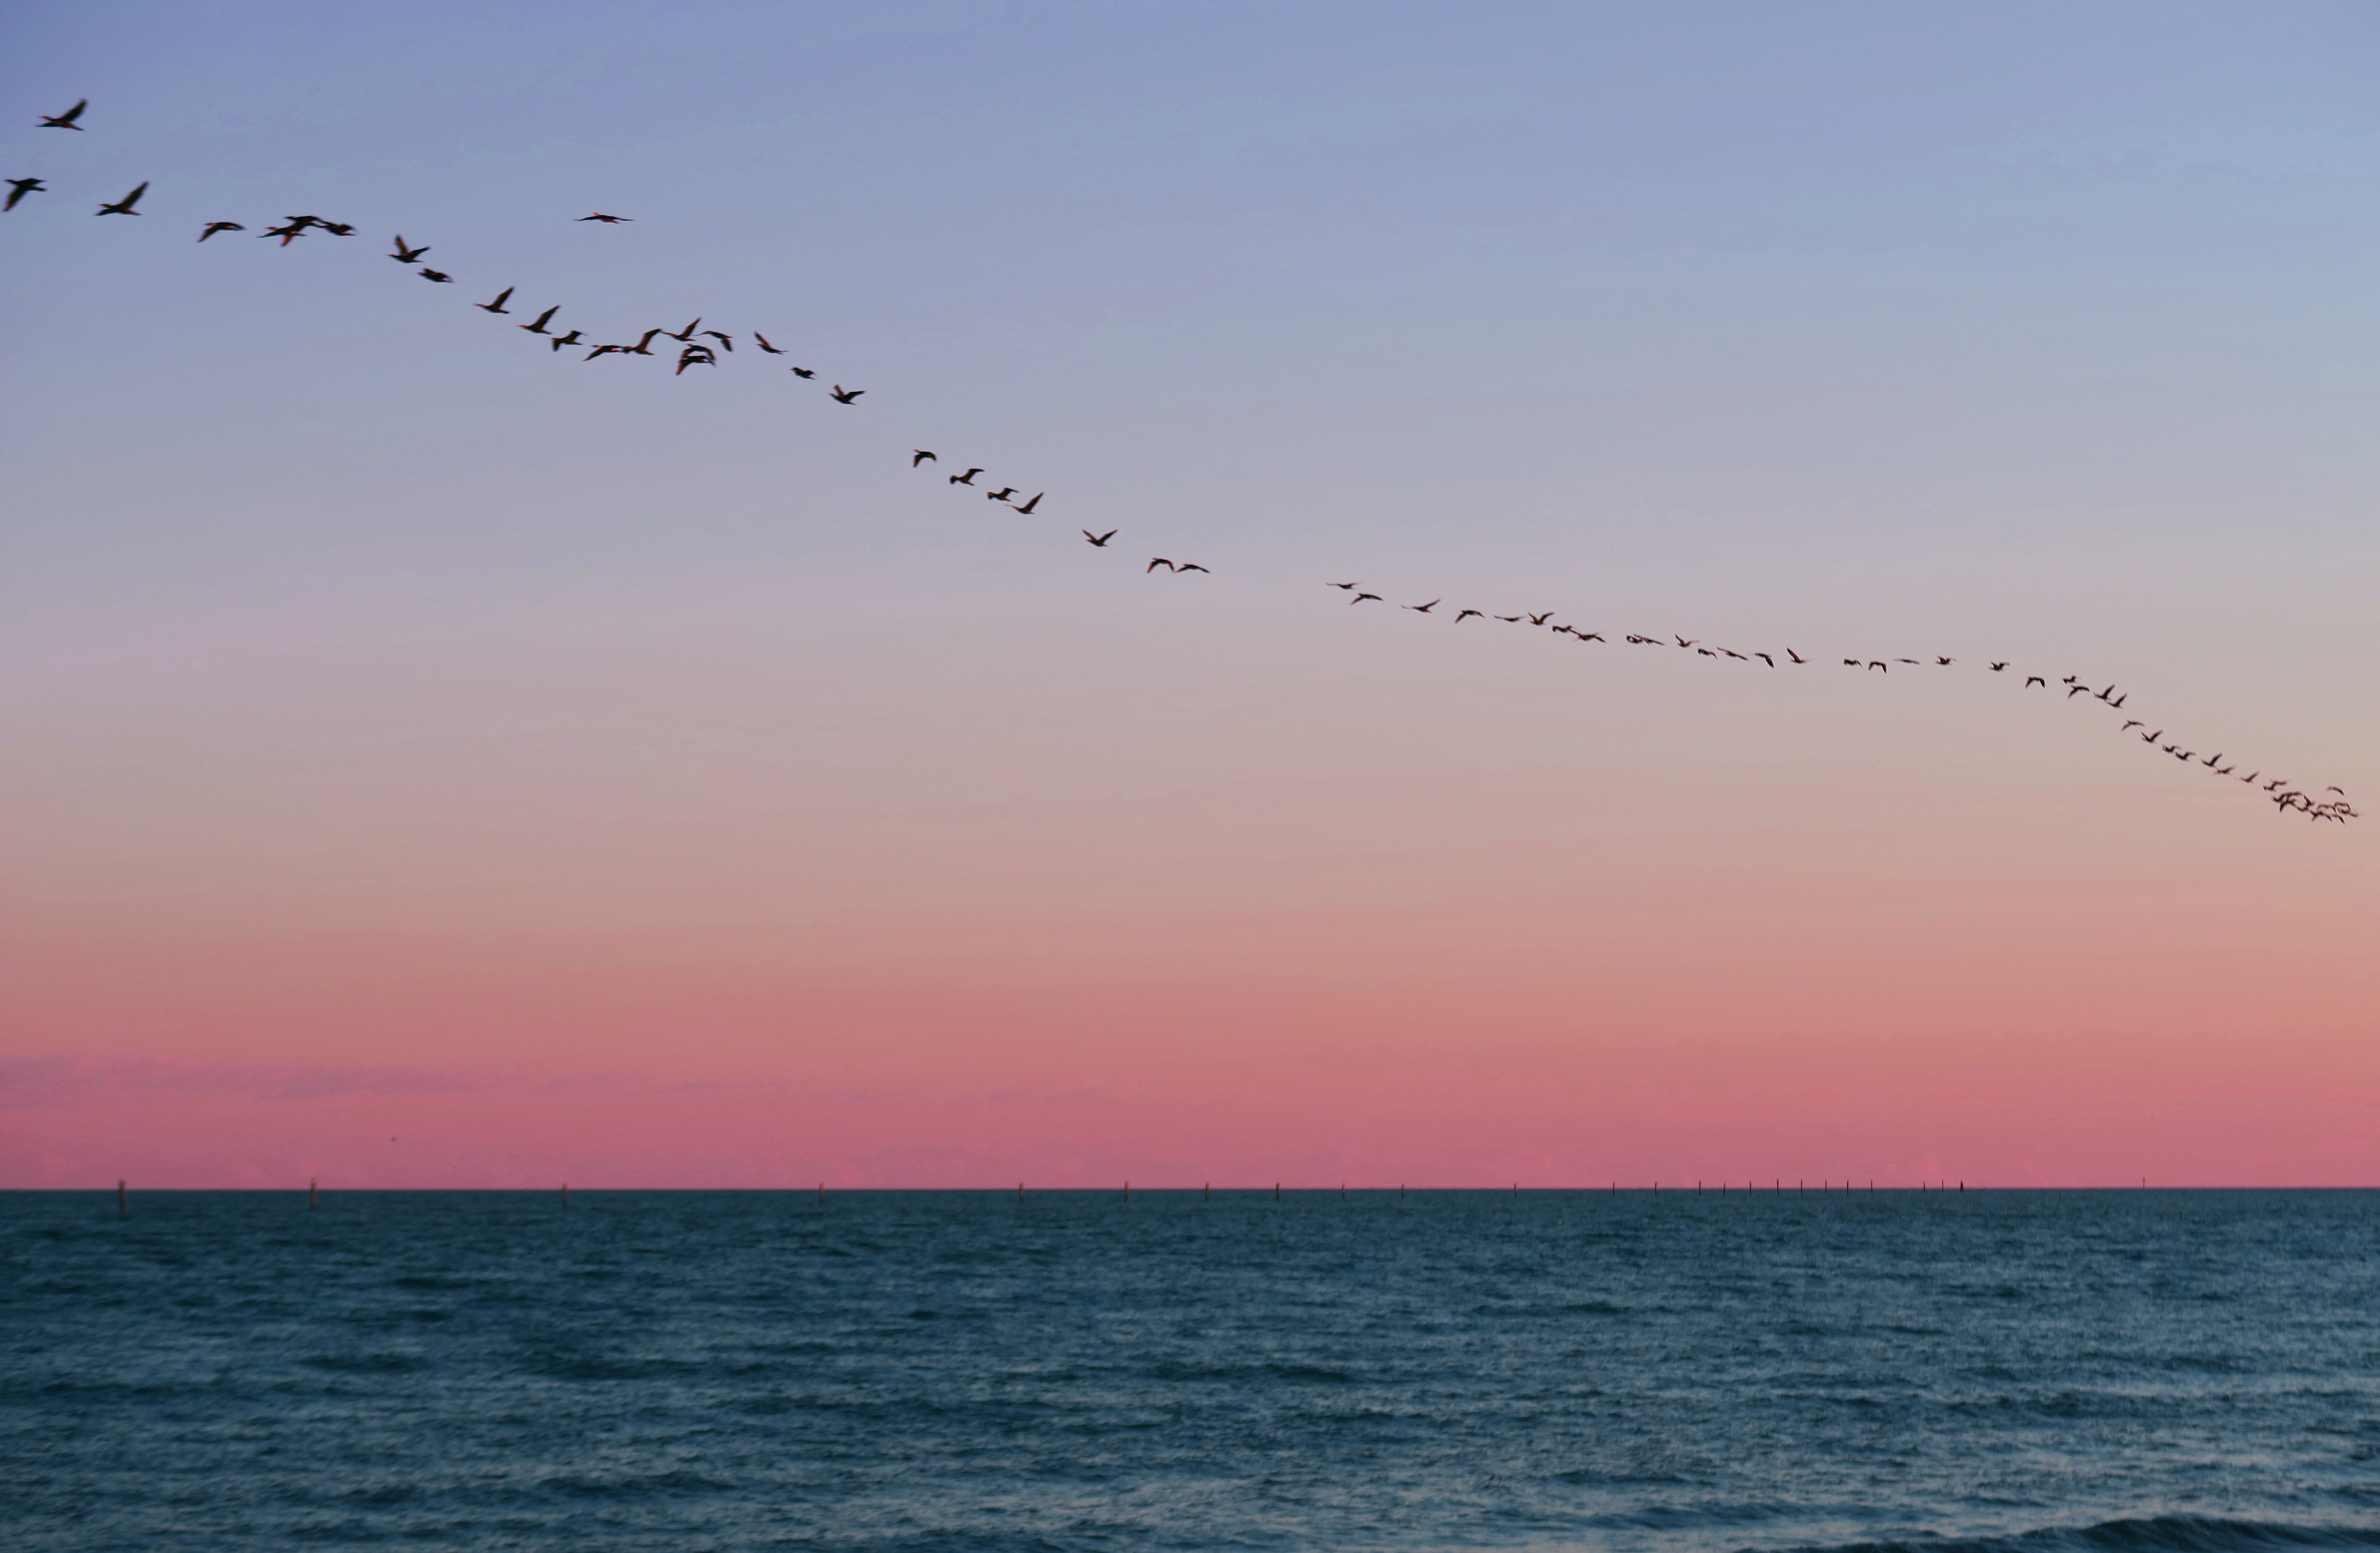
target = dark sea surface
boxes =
[7,1189,2380,1553]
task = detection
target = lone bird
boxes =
[912,450,937,466]
[1405,599,1441,613]
[198,219,243,241]
[95,181,148,216]
[1010,493,1042,515]
[1989,662,2008,671]
[40,99,88,130]
[578,212,632,223]
[829,385,863,403]
[518,305,560,334]
[548,329,584,351]
[390,236,429,262]
[475,287,514,314]
[986,487,1019,502]
[1936,657,1954,666]
[949,468,983,486]
[1084,530,1115,547]
[754,333,786,354]
[4,177,44,211]
[419,268,454,283]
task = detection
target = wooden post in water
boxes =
[1400,1184,1406,1199]
[1204,1182,1210,1201]
[308,1177,318,1211]
[818,1183,826,1206]
[116,1179,126,1218]
[1018,1182,1025,1203]
[1340,1183,1346,1200]
[1124,1182,1130,1202]
[1274,1182,1281,1201]
[561,1183,569,1207]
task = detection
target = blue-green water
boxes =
[8,1189,2379,1551]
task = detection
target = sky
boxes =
[2,0,2376,1189]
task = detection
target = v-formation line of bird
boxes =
[11,95,2356,827]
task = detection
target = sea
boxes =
[7,1188,2379,1553]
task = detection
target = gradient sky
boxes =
[3,1,2376,1189]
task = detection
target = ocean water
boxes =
[7,1188,2380,1553]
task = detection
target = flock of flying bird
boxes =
[9,97,2358,826]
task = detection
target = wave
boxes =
[1779,1517,2380,1553]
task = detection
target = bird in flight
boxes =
[949,468,983,486]
[1754,652,1773,666]
[700,330,733,351]
[1351,592,1382,604]
[1329,582,1359,591]
[318,221,355,236]
[1148,558,1176,572]
[753,333,786,355]
[1084,530,1115,547]
[261,219,312,245]
[95,182,148,216]
[985,487,1019,502]
[41,99,88,130]
[1405,599,1441,613]
[912,450,937,466]
[1989,662,2008,672]
[666,319,701,342]
[1786,649,1806,664]
[1177,562,1210,574]
[419,268,454,283]
[518,306,560,335]
[675,346,716,374]
[1936,657,1954,666]
[830,385,863,403]
[788,366,816,379]
[475,287,514,314]
[390,236,429,262]
[1010,493,1043,514]
[2122,720,2144,731]
[197,219,243,241]
[1528,613,1555,627]
[578,212,632,223]
[585,343,628,359]
[628,328,665,355]
[548,329,584,351]
[1455,609,1483,621]
[4,177,43,211]
[2025,676,2046,688]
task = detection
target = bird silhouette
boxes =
[675,346,715,374]
[912,450,937,466]
[2122,720,2144,731]
[549,329,584,351]
[789,366,816,379]
[1329,582,1359,591]
[1177,562,1209,573]
[1084,530,1116,547]
[1787,649,1806,664]
[1869,662,1887,671]
[1148,558,1176,572]
[1754,652,1773,666]
[986,487,1019,502]
[475,287,514,314]
[317,222,355,236]
[2025,676,2046,688]
[518,306,560,334]
[754,333,786,354]
[4,177,44,211]
[1674,636,1696,648]
[1010,493,1043,514]
[949,468,983,486]
[700,330,733,351]
[667,319,701,341]
[577,212,631,223]
[197,220,243,241]
[1455,609,1483,621]
[390,236,429,262]
[1989,662,2008,671]
[1528,613,1554,627]
[1405,599,1441,613]
[1351,592,1382,604]
[95,182,148,216]
[1498,616,1528,624]
[585,343,628,358]
[628,328,665,355]
[261,219,312,245]
[830,385,863,403]
[1936,657,1954,666]
[40,100,88,130]
[419,268,453,283]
